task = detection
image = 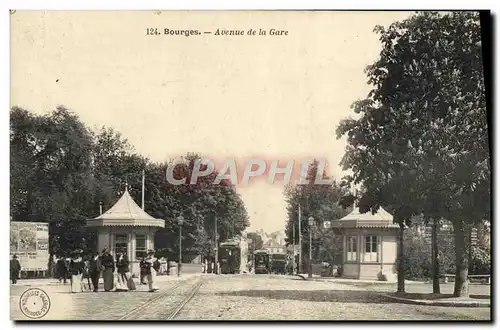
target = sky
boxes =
[10,10,414,233]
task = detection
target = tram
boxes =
[218,240,242,274]
[270,252,287,275]
[254,250,270,274]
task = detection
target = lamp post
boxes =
[177,215,184,277]
[308,216,314,279]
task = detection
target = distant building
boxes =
[252,229,287,254]
[262,237,286,254]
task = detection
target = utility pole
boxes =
[298,204,302,274]
[178,225,182,276]
[292,220,296,274]
[308,216,314,278]
[252,240,255,273]
[214,214,218,275]
[141,169,145,210]
[178,216,184,277]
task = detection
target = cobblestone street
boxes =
[11,274,490,321]
[10,274,202,320]
[176,275,491,320]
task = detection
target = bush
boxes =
[401,228,454,280]
[401,227,490,279]
[470,246,491,275]
[401,230,432,280]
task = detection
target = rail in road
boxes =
[119,277,203,320]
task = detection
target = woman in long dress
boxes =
[101,248,115,292]
[69,250,85,293]
[145,250,159,292]
[115,253,129,292]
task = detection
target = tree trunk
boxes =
[453,219,470,297]
[431,218,440,294]
[397,221,405,293]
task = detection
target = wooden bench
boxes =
[441,274,490,284]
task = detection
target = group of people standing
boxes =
[59,248,160,293]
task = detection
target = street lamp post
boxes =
[177,216,184,277]
[308,216,314,279]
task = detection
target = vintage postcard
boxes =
[9,10,491,321]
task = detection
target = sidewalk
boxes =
[380,292,491,307]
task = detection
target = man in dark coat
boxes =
[56,255,68,284]
[140,256,149,284]
[88,251,102,292]
[10,255,21,284]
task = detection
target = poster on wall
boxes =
[10,222,49,271]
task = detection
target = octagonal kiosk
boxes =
[331,206,399,281]
[87,187,165,277]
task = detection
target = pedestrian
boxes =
[47,254,54,279]
[145,250,159,292]
[69,250,85,293]
[50,254,56,278]
[139,256,148,284]
[115,252,129,292]
[122,253,136,291]
[82,256,91,290]
[10,255,21,284]
[56,255,68,284]
[88,251,102,292]
[160,257,167,275]
[65,255,72,284]
[101,248,115,292]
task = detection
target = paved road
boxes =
[10,274,491,320]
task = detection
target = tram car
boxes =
[270,252,287,275]
[254,250,270,274]
[218,240,242,274]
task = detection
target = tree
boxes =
[11,107,250,262]
[247,232,264,259]
[336,12,489,297]
[10,106,97,255]
[284,160,349,269]
[150,154,249,261]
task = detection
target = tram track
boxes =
[119,277,203,320]
[165,280,203,320]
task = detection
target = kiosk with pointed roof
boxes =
[87,186,165,276]
[331,205,399,281]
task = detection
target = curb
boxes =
[295,275,399,285]
[380,293,491,308]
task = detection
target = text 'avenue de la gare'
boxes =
[146,28,289,37]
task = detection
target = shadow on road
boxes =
[394,292,490,300]
[216,289,391,304]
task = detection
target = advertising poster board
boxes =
[10,222,49,271]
